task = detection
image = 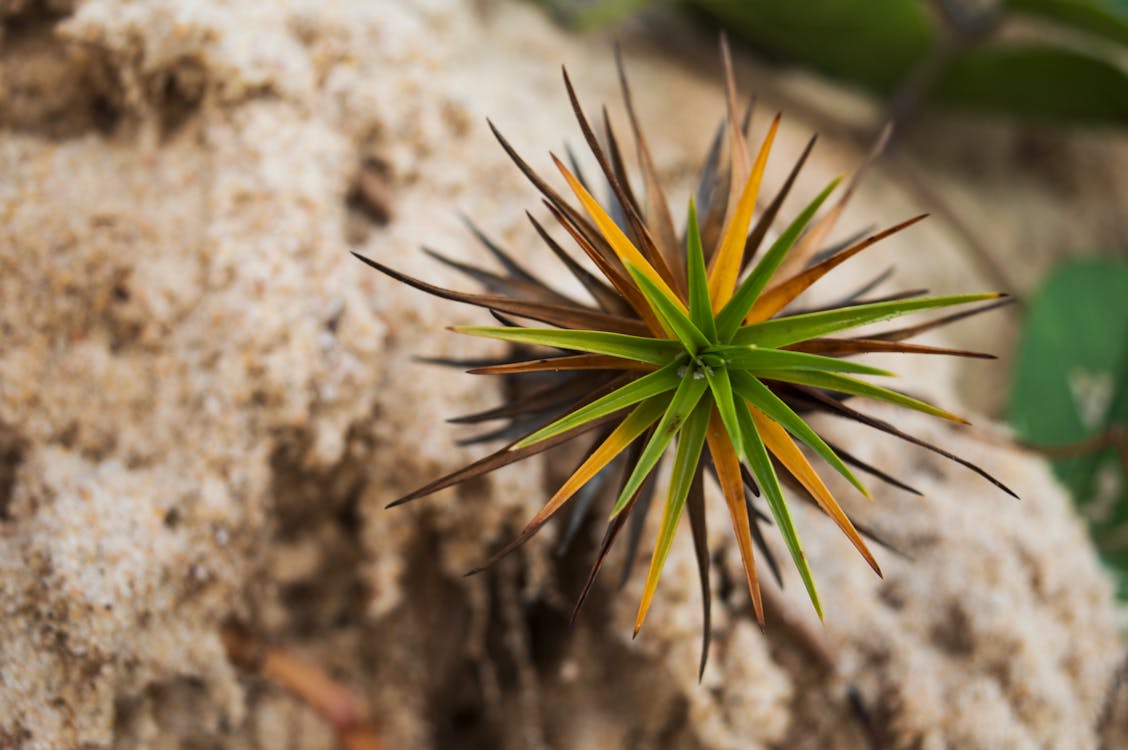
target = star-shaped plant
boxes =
[353,44,1013,671]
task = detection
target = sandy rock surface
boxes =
[1,1,1124,749]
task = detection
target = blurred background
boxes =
[1,1,1126,748]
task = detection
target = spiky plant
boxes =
[353,44,1013,672]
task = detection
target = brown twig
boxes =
[963,423,1128,492]
[222,626,386,750]
[350,159,394,226]
[1017,424,1128,469]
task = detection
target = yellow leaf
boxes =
[545,201,667,336]
[708,115,779,312]
[523,399,665,531]
[553,155,686,314]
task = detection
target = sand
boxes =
[1,1,1124,748]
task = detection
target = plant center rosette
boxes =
[353,45,1014,674]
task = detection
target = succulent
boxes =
[353,43,1013,672]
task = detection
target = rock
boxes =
[0,1,1121,749]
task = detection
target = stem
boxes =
[222,626,386,750]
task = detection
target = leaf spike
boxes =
[455,326,681,368]
[750,406,881,574]
[559,67,681,293]
[742,133,818,269]
[614,43,682,289]
[551,153,686,314]
[463,398,667,576]
[486,118,603,249]
[762,369,969,424]
[458,213,541,284]
[542,199,667,334]
[610,374,710,517]
[685,468,712,678]
[870,296,1014,342]
[526,210,623,313]
[730,369,872,498]
[773,121,894,283]
[734,293,1005,349]
[749,213,929,323]
[708,113,780,312]
[467,353,655,376]
[798,384,1019,499]
[736,400,824,620]
[570,508,631,627]
[685,198,718,340]
[512,362,683,449]
[626,262,709,353]
[350,251,649,335]
[788,338,995,360]
[716,175,841,340]
[719,31,750,187]
[706,411,765,625]
[386,413,618,509]
[634,398,712,636]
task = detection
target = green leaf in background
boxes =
[687,0,934,93]
[1007,0,1128,48]
[930,44,1128,126]
[1009,258,1128,597]
[682,0,1128,126]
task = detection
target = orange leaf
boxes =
[705,410,764,625]
[770,124,892,285]
[748,406,881,576]
[708,115,780,312]
[462,399,667,577]
[529,400,663,527]
[746,214,928,323]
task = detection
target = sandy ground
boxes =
[1,1,1125,748]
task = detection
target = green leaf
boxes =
[733,293,1002,349]
[456,326,680,365]
[712,345,894,376]
[715,178,840,341]
[611,373,710,516]
[626,262,709,353]
[704,366,742,455]
[514,362,683,448]
[1009,258,1128,597]
[634,396,713,629]
[730,370,868,497]
[758,369,965,423]
[679,0,1128,125]
[1008,0,1128,47]
[565,0,654,29]
[930,43,1128,126]
[685,199,717,340]
[734,398,823,619]
[686,0,934,93]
